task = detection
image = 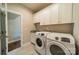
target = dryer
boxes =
[46,33,76,55]
[32,32,50,55]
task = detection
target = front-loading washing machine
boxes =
[46,32,76,55]
[31,32,51,55]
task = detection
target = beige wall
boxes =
[35,23,73,34]
[7,3,35,45]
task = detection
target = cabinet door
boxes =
[50,4,59,24]
[59,3,72,23]
[33,13,40,23]
[73,4,79,23]
[40,6,50,25]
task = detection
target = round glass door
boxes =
[47,41,71,55]
[50,45,66,55]
[36,38,42,47]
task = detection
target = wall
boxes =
[35,23,74,34]
[7,4,35,45]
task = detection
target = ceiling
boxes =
[22,3,51,13]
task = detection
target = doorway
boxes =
[0,3,22,55]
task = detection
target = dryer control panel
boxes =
[61,37,70,43]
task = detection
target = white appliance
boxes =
[46,32,76,55]
[31,32,50,55]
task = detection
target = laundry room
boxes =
[0,3,79,55]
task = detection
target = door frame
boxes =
[0,7,23,54]
[0,3,7,55]
[7,9,23,54]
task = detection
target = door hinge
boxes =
[1,31,6,34]
[0,12,6,16]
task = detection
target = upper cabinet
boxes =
[50,4,59,24]
[33,5,50,25]
[40,6,50,25]
[33,11,42,23]
[73,4,79,23]
[33,3,73,25]
[58,3,72,23]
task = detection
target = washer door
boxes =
[46,41,71,55]
[35,36,45,50]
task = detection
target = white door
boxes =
[58,3,72,24]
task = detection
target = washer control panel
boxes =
[41,33,44,36]
[38,33,45,36]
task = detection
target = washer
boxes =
[46,33,76,55]
[31,32,50,55]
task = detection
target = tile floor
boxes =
[8,42,37,55]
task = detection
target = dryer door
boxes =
[46,41,71,55]
[35,36,45,50]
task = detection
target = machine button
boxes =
[55,37,59,40]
